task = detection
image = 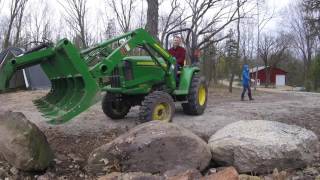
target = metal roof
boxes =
[250,66,269,73]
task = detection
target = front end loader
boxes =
[0,28,207,124]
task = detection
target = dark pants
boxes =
[241,84,252,100]
[175,64,182,85]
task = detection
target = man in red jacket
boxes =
[168,36,186,68]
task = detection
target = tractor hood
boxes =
[124,56,167,67]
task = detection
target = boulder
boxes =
[165,169,203,180]
[239,175,262,180]
[98,172,163,180]
[208,120,320,174]
[271,168,288,180]
[0,111,53,171]
[87,121,211,175]
[201,167,238,180]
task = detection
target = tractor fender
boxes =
[174,66,200,95]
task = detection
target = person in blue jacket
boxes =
[241,64,254,101]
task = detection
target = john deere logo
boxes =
[136,61,168,68]
[137,62,156,66]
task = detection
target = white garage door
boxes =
[276,75,285,86]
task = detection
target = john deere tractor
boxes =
[0,28,207,124]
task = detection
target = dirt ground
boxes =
[0,87,320,179]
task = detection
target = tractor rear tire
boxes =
[139,91,175,123]
[102,93,131,119]
[182,74,207,115]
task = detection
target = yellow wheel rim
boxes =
[152,103,171,122]
[198,84,206,106]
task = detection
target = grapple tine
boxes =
[37,79,66,115]
[34,79,61,109]
[34,80,55,104]
[35,79,57,104]
[46,79,67,104]
[60,77,85,110]
[42,78,71,116]
[47,87,100,124]
[42,77,86,122]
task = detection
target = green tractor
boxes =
[0,28,207,124]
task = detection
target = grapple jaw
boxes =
[0,40,101,124]
[0,47,24,92]
[33,77,100,124]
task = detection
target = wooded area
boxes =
[0,0,320,91]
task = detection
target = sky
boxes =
[263,0,291,32]
[0,0,292,41]
[1,0,291,29]
[50,0,292,31]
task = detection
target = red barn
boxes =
[250,66,287,86]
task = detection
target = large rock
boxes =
[165,169,203,180]
[87,121,211,175]
[208,120,320,174]
[98,172,163,180]
[0,111,53,171]
[201,167,239,180]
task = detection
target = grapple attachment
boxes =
[0,39,100,124]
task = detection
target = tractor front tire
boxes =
[102,93,131,120]
[182,74,207,115]
[139,91,175,123]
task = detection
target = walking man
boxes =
[241,64,254,101]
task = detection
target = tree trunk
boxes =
[265,66,270,87]
[146,0,159,38]
[3,20,14,49]
[229,0,241,93]
[79,22,87,48]
[14,7,25,46]
[212,60,218,85]
[229,73,235,93]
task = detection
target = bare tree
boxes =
[286,2,315,80]
[105,19,117,39]
[303,0,320,41]
[202,42,218,85]
[159,0,191,44]
[258,35,274,87]
[3,0,28,49]
[181,0,248,88]
[250,0,274,89]
[256,0,275,48]
[240,19,256,62]
[13,0,27,46]
[59,0,89,48]
[258,34,289,87]
[146,0,159,37]
[228,0,242,93]
[184,0,248,64]
[25,0,52,44]
[107,0,136,33]
[138,0,146,28]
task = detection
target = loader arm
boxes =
[0,28,176,124]
[86,28,177,89]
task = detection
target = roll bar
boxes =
[165,28,193,50]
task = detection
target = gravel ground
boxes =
[0,87,320,179]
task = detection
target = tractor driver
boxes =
[168,36,186,69]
